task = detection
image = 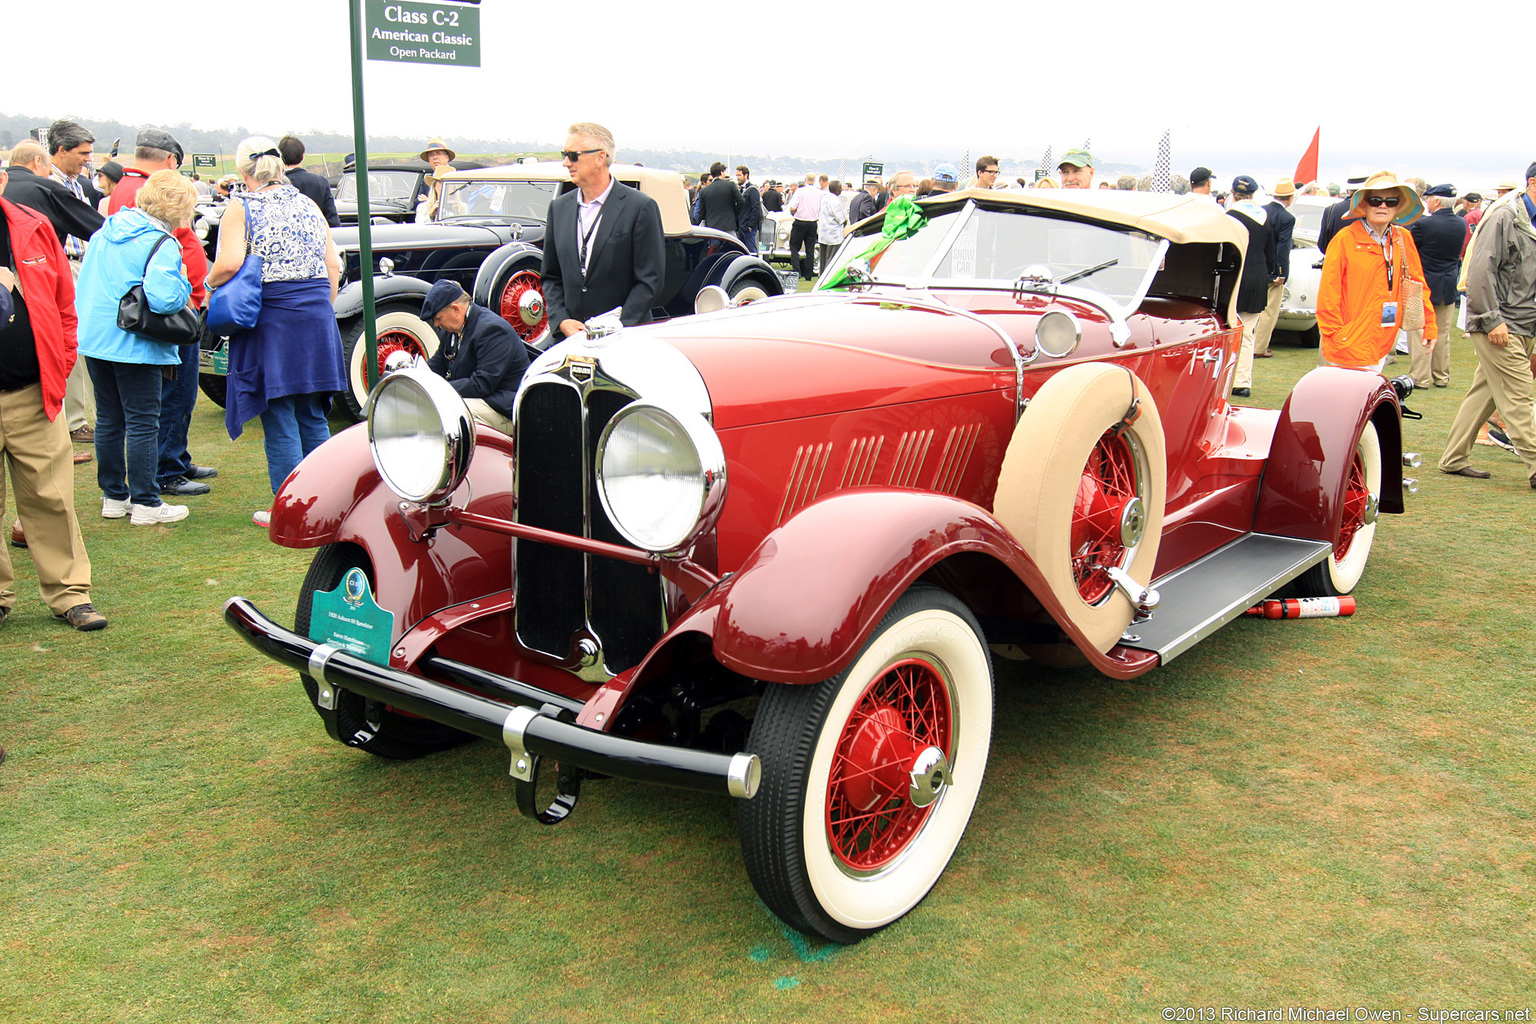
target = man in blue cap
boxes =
[419,280,528,433]
[928,164,959,196]
[1408,184,1468,388]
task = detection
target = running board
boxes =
[1119,534,1334,664]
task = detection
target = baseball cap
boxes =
[933,163,958,184]
[1424,183,1456,198]
[420,280,466,322]
[1190,167,1213,187]
[1058,149,1093,169]
[135,128,184,167]
[1231,175,1259,196]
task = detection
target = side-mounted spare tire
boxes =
[993,362,1167,653]
[339,307,439,421]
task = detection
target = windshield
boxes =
[829,202,1166,307]
[1291,202,1326,244]
[437,179,559,221]
[336,170,420,204]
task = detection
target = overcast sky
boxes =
[10,0,1528,191]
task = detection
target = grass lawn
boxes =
[3,332,1532,1023]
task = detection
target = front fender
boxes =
[334,274,434,320]
[715,253,785,295]
[269,422,516,631]
[655,489,1123,686]
[1254,367,1403,542]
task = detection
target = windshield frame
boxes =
[830,197,1172,317]
[435,177,563,224]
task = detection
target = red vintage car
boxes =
[226,188,1417,943]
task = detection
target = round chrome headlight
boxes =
[596,401,726,554]
[366,366,475,504]
[1035,309,1082,358]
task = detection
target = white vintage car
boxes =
[1276,194,1337,345]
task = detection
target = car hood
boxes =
[332,222,511,251]
[636,292,1018,430]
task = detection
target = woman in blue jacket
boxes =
[75,170,196,526]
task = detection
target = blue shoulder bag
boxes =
[206,195,263,334]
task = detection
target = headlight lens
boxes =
[597,402,726,553]
[1035,309,1082,358]
[367,366,476,504]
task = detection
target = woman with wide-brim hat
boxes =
[1316,170,1436,371]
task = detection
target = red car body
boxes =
[227,188,1410,943]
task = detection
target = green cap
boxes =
[1058,149,1093,169]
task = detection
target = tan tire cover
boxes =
[994,362,1167,652]
[349,310,439,411]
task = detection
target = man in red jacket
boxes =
[0,170,106,631]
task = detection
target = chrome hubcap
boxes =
[518,289,544,328]
[1119,495,1146,547]
[907,746,952,808]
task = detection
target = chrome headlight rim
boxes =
[595,400,727,555]
[366,365,476,505]
[1035,308,1082,358]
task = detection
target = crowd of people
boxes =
[4,116,1536,663]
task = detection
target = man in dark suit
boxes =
[1226,175,1277,398]
[735,165,761,253]
[542,122,665,340]
[279,135,341,228]
[695,161,740,233]
[1317,174,1367,257]
[1408,184,1469,388]
[420,281,528,432]
[1252,176,1298,359]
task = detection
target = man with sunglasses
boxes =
[1438,162,1536,487]
[542,123,664,341]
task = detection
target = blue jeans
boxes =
[156,342,200,486]
[87,357,165,507]
[259,392,331,493]
[738,229,758,255]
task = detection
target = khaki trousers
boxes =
[1409,303,1456,387]
[1253,280,1284,356]
[464,399,514,435]
[62,258,96,433]
[1438,331,1536,481]
[1232,311,1258,389]
[0,383,93,615]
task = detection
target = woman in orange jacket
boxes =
[1317,170,1436,371]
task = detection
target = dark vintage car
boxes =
[197,162,783,418]
[331,158,485,225]
[226,188,1416,943]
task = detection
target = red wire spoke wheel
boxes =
[1070,429,1141,604]
[497,268,546,341]
[740,586,993,943]
[1297,421,1381,596]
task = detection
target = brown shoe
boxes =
[9,521,23,548]
[73,451,93,465]
[1442,466,1491,479]
[1255,352,1274,358]
[56,603,108,631]
[70,425,96,442]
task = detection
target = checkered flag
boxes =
[1081,138,1091,152]
[1040,144,1052,181]
[1152,129,1172,193]
[961,149,970,185]
[837,159,846,185]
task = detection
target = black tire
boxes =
[338,306,439,421]
[197,372,227,408]
[295,542,469,759]
[727,275,773,304]
[1295,422,1381,597]
[1298,323,1320,348]
[739,585,994,943]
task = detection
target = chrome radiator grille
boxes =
[514,379,665,675]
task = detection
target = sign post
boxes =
[350,0,482,396]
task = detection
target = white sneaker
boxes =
[253,509,271,528]
[102,498,132,519]
[130,502,189,526]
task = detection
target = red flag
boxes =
[1294,127,1320,186]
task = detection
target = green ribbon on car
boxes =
[817,196,928,291]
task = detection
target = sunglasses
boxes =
[561,148,602,162]
[1363,195,1401,208]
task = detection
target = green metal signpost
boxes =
[349,0,481,397]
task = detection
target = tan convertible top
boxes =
[439,162,692,234]
[917,187,1248,248]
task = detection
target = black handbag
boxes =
[117,233,203,346]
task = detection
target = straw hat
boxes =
[1271,176,1298,198]
[419,139,457,162]
[1347,170,1423,225]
